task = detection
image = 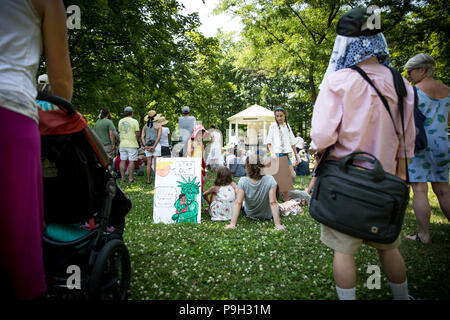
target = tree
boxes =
[217,0,445,137]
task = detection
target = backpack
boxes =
[388,68,427,153]
[412,86,428,152]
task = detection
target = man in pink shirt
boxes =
[310,8,415,300]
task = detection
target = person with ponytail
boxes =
[141,110,162,184]
[265,106,300,201]
[225,154,285,230]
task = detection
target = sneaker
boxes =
[408,294,420,300]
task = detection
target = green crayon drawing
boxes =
[172,176,200,224]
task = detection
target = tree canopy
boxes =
[39,0,449,142]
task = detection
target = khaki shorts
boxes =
[320,224,401,255]
[103,144,115,159]
[119,147,138,162]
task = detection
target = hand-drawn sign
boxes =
[154,187,177,208]
[173,160,195,176]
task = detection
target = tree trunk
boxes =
[298,101,303,136]
[309,64,317,104]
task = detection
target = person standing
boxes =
[310,8,416,300]
[93,108,116,160]
[141,110,162,184]
[187,124,209,192]
[294,132,305,152]
[207,125,224,171]
[405,53,450,244]
[177,106,196,157]
[118,106,140,183]
[158,116,171,158]
[0,0,72,299]
[265,106,300,201]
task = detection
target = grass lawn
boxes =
[119,171,450,300]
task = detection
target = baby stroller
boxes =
[38,93,132,300]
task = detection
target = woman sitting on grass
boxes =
[225,154,285,230]
[203,166,238,221]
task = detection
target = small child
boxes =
[174,193,188,214]
[203,166,238,221]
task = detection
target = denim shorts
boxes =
[277,153,292,165]
[241,206,272,221]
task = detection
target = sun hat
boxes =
[182,106,190,114]
[144,110,157,122]
[336,7,382,37]
[156,116,168,126]
[191,124,210,139]
[319,7,389,90]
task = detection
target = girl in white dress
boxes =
[203,166,238,221]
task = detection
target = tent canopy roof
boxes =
[227,104,275,124]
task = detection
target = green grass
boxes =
[119,172,450,300]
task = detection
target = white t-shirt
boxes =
[295,136,304,149]
[160,127,170,147]
[265,123,296,154]
[226,154,236,168]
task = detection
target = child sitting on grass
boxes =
[203,166,238,221]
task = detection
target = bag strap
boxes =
[413,86,418,109]
[350,65,409,183]
[350,65,395,124]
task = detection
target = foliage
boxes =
[37,1,448,141]
[217,0,449,138]
[386,0,450,83]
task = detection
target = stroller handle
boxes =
[37,92,75,115]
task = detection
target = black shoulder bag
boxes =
[412,86,428,152]
[309,65,410,244]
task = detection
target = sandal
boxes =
[406,233,430,244]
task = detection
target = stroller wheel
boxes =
[88,239,131,300]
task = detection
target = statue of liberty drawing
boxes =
[172,176,200,223]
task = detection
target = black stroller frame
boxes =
[39,93,132,300]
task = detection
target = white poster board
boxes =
[153,157,202,224]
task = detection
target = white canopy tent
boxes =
[226,104,275,148]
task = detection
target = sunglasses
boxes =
[407,67,422,76]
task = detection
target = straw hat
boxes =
[144,110,157,122]
[156,116,168,126]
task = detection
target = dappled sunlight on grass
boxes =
[118,170,450,300]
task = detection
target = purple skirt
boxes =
[0,107,46,299]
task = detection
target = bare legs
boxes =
[407,182,450,243]
[120,160,135,183]
[378,248,407,284]
[432,182,450,221]
[333,248,407,299]
[146,156,157,183]
[333,251,356,289]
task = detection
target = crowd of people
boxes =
[89,7,449,302]
[1,1,448,301]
